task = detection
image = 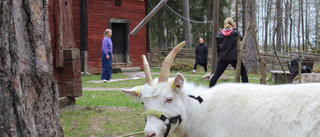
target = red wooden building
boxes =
[48,0,148,98]
[49,0,82,98]
[73,0,149,74]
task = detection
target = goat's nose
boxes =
[145,131,156,137]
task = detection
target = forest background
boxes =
[147,0,320,73]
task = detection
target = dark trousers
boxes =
[193,58,207,72]
[101,51,112,80]
[209,60,248,87]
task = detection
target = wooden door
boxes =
[111,21,129,64]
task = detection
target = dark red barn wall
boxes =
[72,0,81,49]
[48,0,82,98]
[83,0,147,74]
[48,0,58,80]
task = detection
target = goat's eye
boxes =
[166,98,173,103]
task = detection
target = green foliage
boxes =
[148,0,230,49]
[170,61,193,72]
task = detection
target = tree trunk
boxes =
[206,1,212,48]
[264,0,272,52]
[301,0,304,52]
[284,0,289,53]
[305,0,308,51]
[276,0,282,52]
[236,0,239,29]
[245,0,258,73]
[242,0,246,35]
[235,22,251,82]
[289,0,293,52]
[298,0,301,52]
[0,0,64,136]
[182,0,192,49]
[211,0,219,74]
[157,9,165,49]
[317,0,319,51]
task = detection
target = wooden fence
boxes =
[149,48,320,71]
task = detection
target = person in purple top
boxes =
[101,28,113,82]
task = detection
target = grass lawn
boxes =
[59,69,276,137]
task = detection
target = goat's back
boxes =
[184,83,320,137]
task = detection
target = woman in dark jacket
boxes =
[193,38,208,74]
[209,17,248,87]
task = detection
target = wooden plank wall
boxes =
[83,0,147,74]
[49,0,82,98]
[72,0,81,49]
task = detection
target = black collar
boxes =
[161,115,182,137]
[189,95,203,103]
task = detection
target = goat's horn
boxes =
[142,55,152,86]
[158,41,186,83]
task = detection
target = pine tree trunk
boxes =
[0,0,64,136]
[305,0,308,51]
[298,0,301,51]
[264,0,272,52]
[242,0,246,35]
[182,0,192,49]
[289,0,293,52]
[276,0,282,52]
[245,0,258,73]
[284,1,289,53]
[301,0,304,52]
[157,9,165,49]
[211,0,219,74]
[317,0,319,51]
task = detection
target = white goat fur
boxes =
[122,74,320,137]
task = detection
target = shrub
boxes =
[313,64,320,73]
[311,49,320,53]
[171,61,193,72]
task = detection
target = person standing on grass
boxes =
[192,38,208,74]
[101,28,113,82]
[209,17,248,87]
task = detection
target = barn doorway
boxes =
[109,19,129,64]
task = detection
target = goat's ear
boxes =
[121,86,143,98]
[172,73,184,89]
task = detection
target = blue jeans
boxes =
[101,51,112,80]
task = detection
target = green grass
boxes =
[81,74,146,88]
[60,69,277,136]
[60,106,144,137]
[77,90,142,109]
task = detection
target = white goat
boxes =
[122,41,320,137]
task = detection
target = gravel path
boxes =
[82,72,260,91]
[82,87,131,91]
[83,72,206,91]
